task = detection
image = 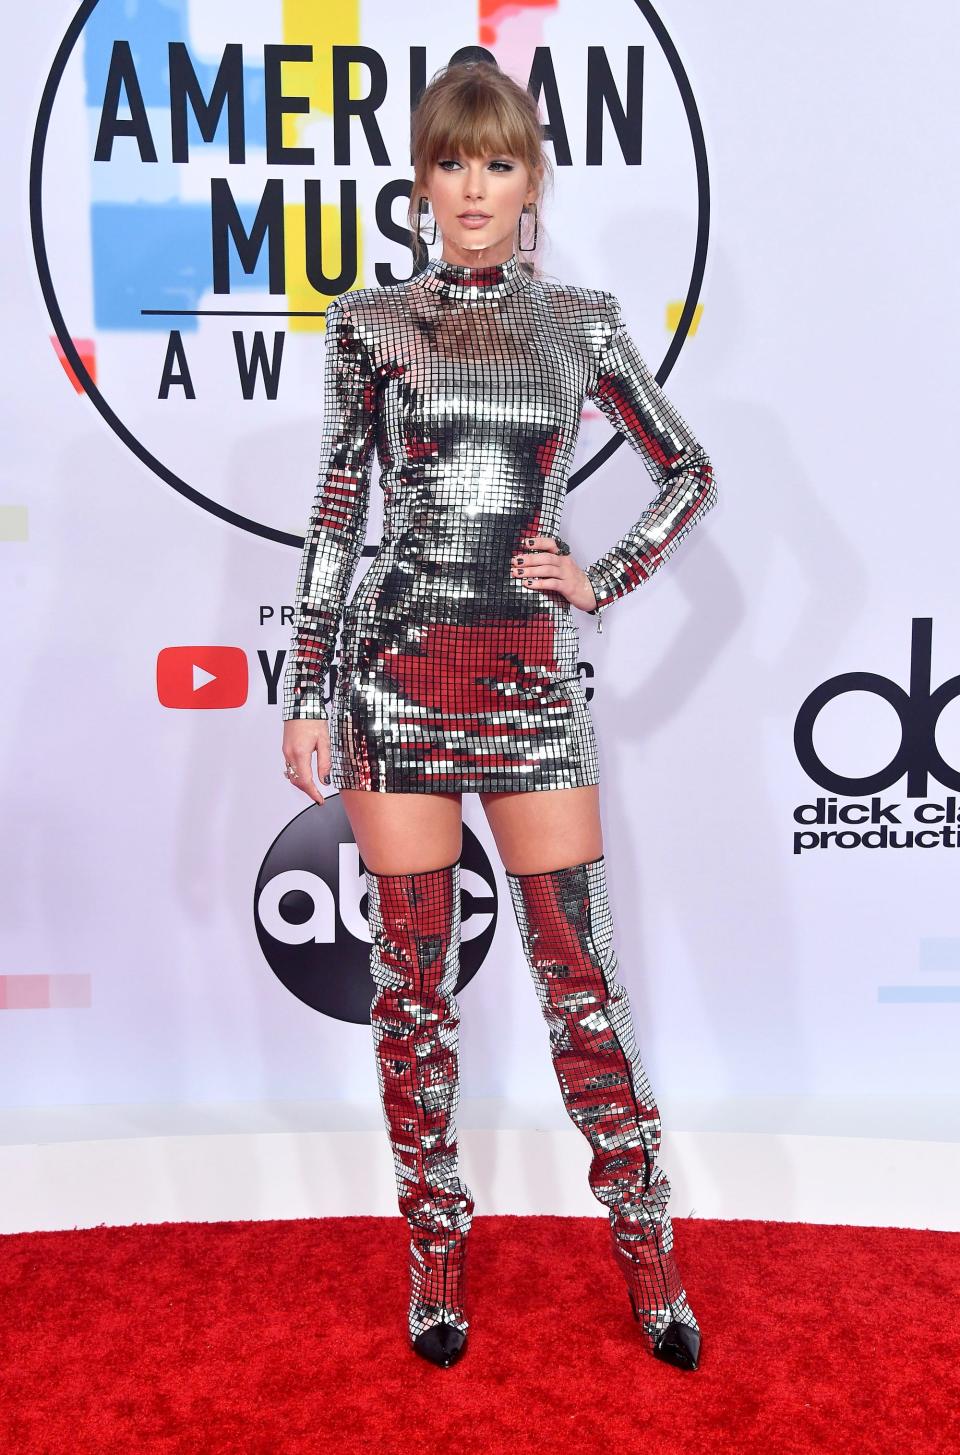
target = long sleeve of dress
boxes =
[282,296,378,720]
[582,291,717,630]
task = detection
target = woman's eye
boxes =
[437,158,514,172]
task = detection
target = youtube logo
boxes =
[157,646,248,709]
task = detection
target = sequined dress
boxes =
[282,252,716,793]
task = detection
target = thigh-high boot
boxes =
[505,853,702,1371]
[365,857,475,1369]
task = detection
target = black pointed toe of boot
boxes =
[652,1319,701,1371]
[412,1322,468,1369]
[628,1287,702,1371]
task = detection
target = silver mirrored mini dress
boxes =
[282,253,716,793]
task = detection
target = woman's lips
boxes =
[458,214,491,228]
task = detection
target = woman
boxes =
[281,61,717,1372]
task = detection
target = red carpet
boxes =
[1,1214,956,1454]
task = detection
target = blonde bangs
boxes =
[418,93,534,170]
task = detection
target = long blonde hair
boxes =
[407,61,553,275]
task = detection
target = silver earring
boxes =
[416,195,437,247]
[518,202,538,252]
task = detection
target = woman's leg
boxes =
[478,783,603,870]
[339,789,474,1369]
[479,785,702,1371]
[340,788,463,873]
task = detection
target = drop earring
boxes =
[416,194,437,247]
[518,202,538,251]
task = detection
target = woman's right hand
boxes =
[282,719,332,805]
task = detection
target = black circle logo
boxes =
[255,796,496,1022]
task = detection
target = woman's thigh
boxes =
[339,789,463,874]
[478,784,603,874]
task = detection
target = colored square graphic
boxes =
[0,974,92,1010]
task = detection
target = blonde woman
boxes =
[281,60,716,1372]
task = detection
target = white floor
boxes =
[1,1096,958,1235]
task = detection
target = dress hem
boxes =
[330,774,601,795]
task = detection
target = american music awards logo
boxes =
[792,619,960,855]
[31,0,708,554]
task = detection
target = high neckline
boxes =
[412,252,530,302]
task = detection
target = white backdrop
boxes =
[3,0,959,1232]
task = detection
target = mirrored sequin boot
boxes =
[365,858,475,1369]
[505,854,701,1372]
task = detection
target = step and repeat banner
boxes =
[3,2,958,1150]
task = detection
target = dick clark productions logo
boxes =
[792,618,960,855]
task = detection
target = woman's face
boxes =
[423,149,539,264]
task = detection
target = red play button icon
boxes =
[156,646,248,708]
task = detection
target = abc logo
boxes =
[255,798,497,1023]
[795,619,960,797]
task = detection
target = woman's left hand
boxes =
[510,534,598,613]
